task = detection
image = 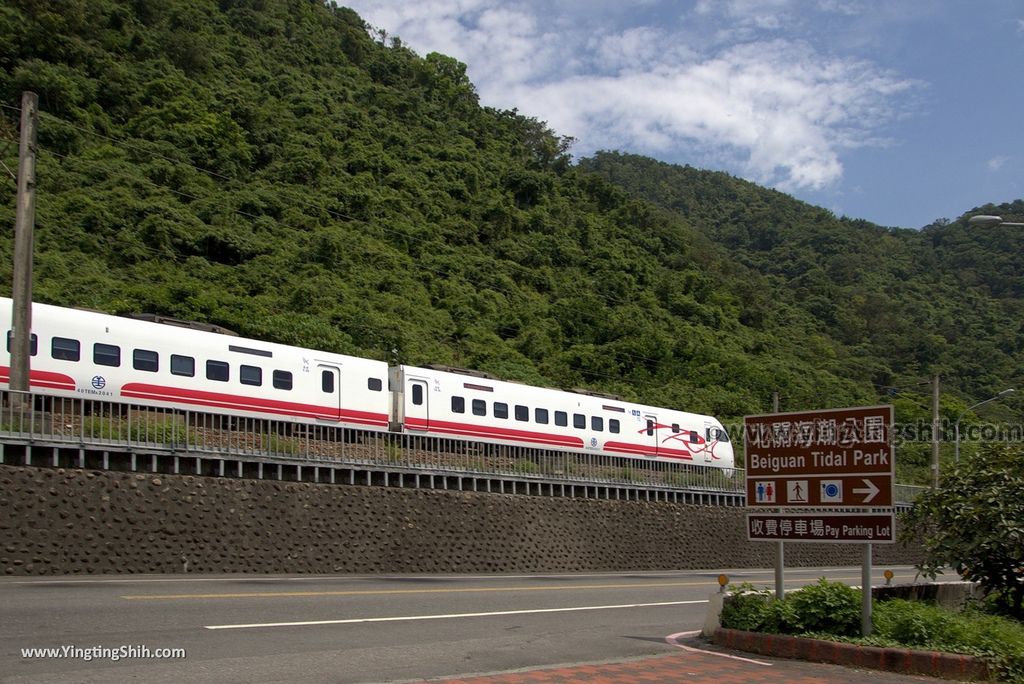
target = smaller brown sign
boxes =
[746,474,892,507]
[747,513,895,543]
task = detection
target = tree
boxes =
[902,444,1024,618]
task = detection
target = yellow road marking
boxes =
[123,581,710,600]
[120,574,912,601]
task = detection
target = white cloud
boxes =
[988,156,1009,171]
[345,0,920,191]
[817,0,862,16]
[695,0,795,30]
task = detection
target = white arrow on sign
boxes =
[852,478,880,503]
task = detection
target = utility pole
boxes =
[11,91,38,402]
[771,389,783,599]
[931,373,940,489]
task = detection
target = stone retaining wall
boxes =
[0,465,923,575]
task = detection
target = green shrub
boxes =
[263,433,299,455]
[786,578,861,636]
[511,458,539,474]
[723,591,1024,684]
[81,415,191,446]
[721,579,860,637]
[129,419,189,446]
[720,583,775,631]
[81,416,123,440]
[873,600,1024,683]
[868,597,962,647]
[720,583,797,633]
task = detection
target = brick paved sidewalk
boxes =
[435,636,938,683]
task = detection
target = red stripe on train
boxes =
[405,416,586,448]
[0,367,76,391]
[120,383,388,426]
[603,441,696,460]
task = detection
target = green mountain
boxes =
[0,0,1020,482]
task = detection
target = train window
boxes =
[708,426,731,443]
[472,399,486,416]
[555,411,568,427]
[6,331,38,356]
[322,370,335,393]
[240,365,262,386]
[493,402,508,419]
[273,370,292,390]
[170,354,195,377]
[690,431,700,443]
[515,405,529,422]
[646,419,654,436]
[51,337,80,361]
[207,360,230,382]
[591,416,603,432]
[93,343,120,367]
[411,383,423,405]
[610,419,620,434]
[535,408,549,424]
[133,349,159,372]
[368,378,383,392]
[573,413,586,429]
[452,396,465,413]
[671,423,680,433]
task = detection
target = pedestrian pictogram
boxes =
[787,480,807,503]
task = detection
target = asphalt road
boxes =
[3,565,939,683]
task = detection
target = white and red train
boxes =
[0,298,734,469]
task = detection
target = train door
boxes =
[405,376,429,430]
[318,364,342,421]
[642,412,659,457]
[702,420,716,464]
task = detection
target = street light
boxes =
[967,215,1024,228]
[955,388,1015,462]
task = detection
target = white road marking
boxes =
[665,631,773,666]
[205,599,709,630]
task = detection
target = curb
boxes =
[712,628,990,681]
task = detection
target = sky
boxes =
[342,0,1023,230]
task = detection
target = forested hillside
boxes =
[579,154,1024,399]
[0,0,1021,483]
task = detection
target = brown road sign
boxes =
[744,405,894,512]
[744,406,895,544]
[748,512,895,543]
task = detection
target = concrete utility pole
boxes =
[931,373,940,489]
[11,91,38,399]
[771,389,783,599]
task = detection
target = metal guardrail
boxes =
[894,483,928,506]
[0,390,741,494]
[0,390,929,506]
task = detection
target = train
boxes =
[0,297,734,470]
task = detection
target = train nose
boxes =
[719,443,736,477]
